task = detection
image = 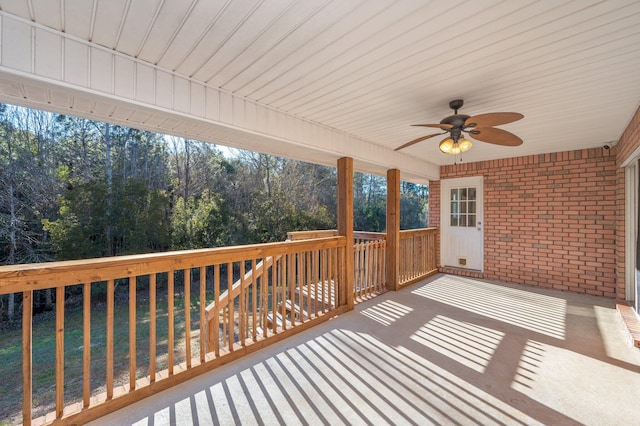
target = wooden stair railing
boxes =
[204,254,279,353]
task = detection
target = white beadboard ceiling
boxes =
[0,0,639,177]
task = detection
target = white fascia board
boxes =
[0,12,439,182]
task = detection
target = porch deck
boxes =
[89,274,640,426]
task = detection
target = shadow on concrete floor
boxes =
[90,274,640,426]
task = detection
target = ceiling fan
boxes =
[395,99,524,154]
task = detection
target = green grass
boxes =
[0,286,209,425]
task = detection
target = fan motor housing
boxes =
[440,114,470,128]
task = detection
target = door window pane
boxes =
[469,187,476,200]
[450,186,478,228]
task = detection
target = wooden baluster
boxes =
[297,253,302,324]
[308,251,313,316]
[185,269,191,369]
[288,254,295,326]
[129,278,136,391]
[377,241,381,291]
[200,266,206,362]
[421,235,424,275]
[321,249,327,313]
[376,242,381,291]
[56,286,65,418]
[362,243,367,297]
[371,243,376,293]
[214,265,220,357]
[305,251,310,321]
[149,274,157,383]
[359,244,365,298]
[223,306,228,350]
[228,263,234,351]
[252,259,257,341]
[262,256,278,338]
[379,241,384,291]
[282,255,289,329]
[332,247,338,308]
[272,257,278,334]
[106,279,114,399]
[239,261,245,346]
[364,243,369,297]
[168,271,174,375]
[22,290,32,426]
[363,243,368,296]
[83,283,91,408]
[314,250,319,317]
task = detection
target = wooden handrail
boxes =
[287,229,338,240]
[0,237,344,294]
[399,227,438,238]
[353,231,386,241]
[204,255,277,313]
[286,230,385,242]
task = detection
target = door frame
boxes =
[624,157,639,311]
[440,175,484,271]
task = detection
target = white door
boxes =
[441,176,484,270]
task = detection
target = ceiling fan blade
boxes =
[468,127,523,146]
[412,123,453,129]
[395,133,443,151]
[465,112,523,128]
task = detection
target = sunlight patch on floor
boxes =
[411,315,505,373]
[594,304,639,364]
[511,339,640,424]
[413,276,566,339]
[360,299,413,326]
[512,340,546,391]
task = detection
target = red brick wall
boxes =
[430,148,618,297]
[615,105,640,167]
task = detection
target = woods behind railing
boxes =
[0,237,348,425]
[0,228,437,425]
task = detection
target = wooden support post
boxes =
[337,157,354,309]
[386,169,400,291]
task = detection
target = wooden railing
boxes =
[354,238,386,299]
[0,237,347,425]
[399,228,438,286]
[287,230,387,299]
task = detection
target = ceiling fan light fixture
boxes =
[439,137,472,154]
[439,138,455,153]
[458,138,472,152]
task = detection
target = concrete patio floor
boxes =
[90,274,640,425]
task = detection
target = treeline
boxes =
[0,104,428,321]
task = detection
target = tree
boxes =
[0,106,63,320]
[171,190,229,249]
[400,181,428,229]
[353,172,386,232]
